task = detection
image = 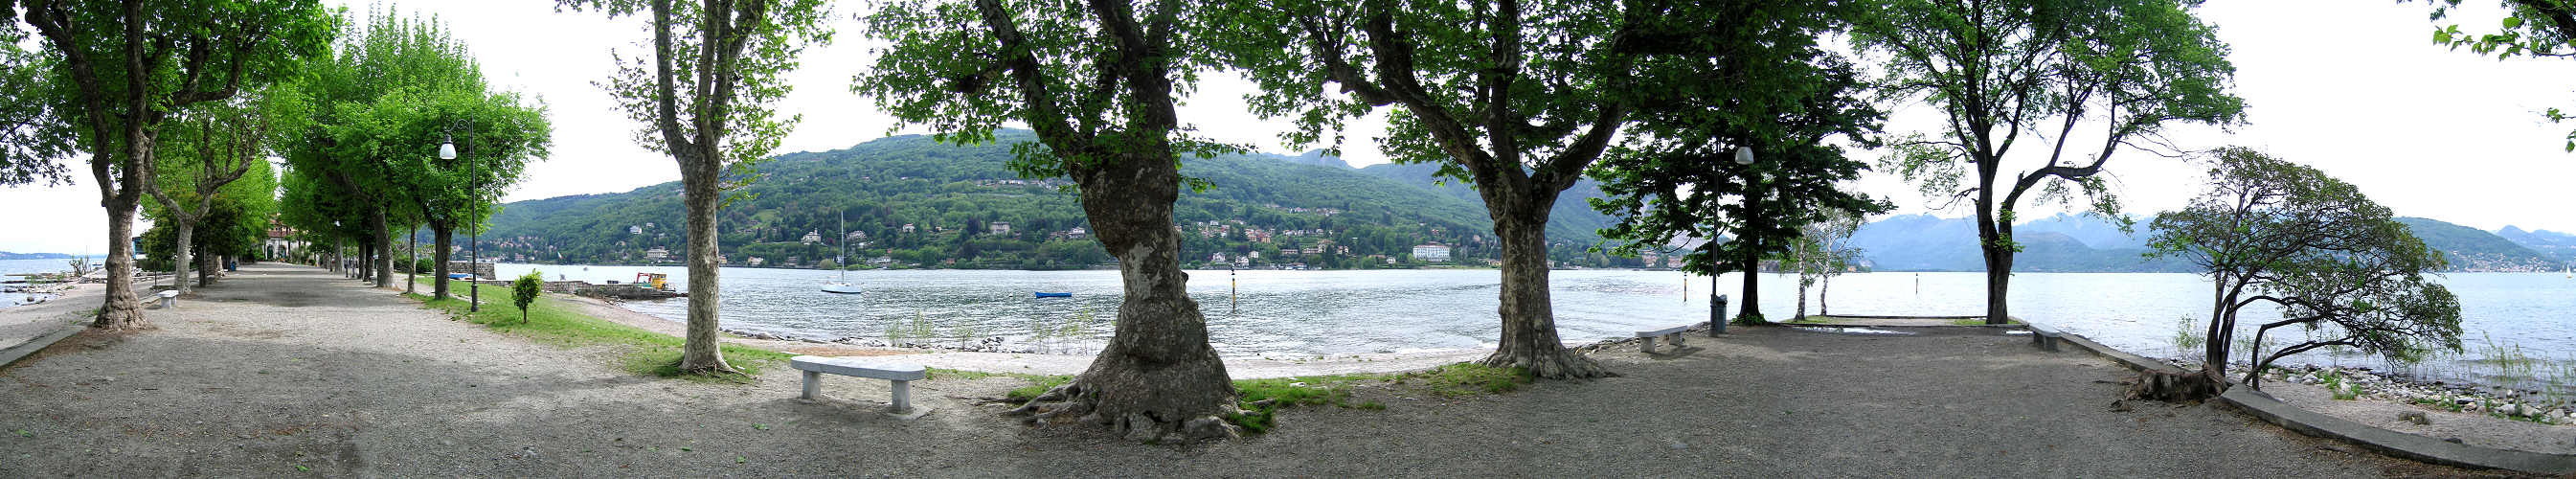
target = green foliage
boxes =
[2148,148,2464,386]
[1589,1,1890,279]
[512,270,544,324]
[1851,0,2246,319]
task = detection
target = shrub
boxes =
[511,270,543,324]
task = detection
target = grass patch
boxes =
[1004,375,1076,402]
[1394,363,1534,398]
[400,281,789,381]
[2316,370,2361,400]
[1227,373,1390,434]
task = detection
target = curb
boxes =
[0,322,83,371]
[2048,330,2576,474]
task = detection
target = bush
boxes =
[511,270,543,324]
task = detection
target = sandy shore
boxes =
[2262,375,2574,454]
[0,282,100,348]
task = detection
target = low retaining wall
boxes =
[2050,331,2576,473]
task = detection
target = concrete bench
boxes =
[790,355,931,419]
[1636,324,1692,353]
[2024,320,2066,352]
[154,290,179,309]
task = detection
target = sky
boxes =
[0,0,2568,255]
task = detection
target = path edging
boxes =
[0,322,83,371]
[2050,331,2576,474]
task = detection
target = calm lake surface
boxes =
[494,263,2575,386]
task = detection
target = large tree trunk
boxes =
[1009,148,1241,443]
[371,208,393,288]
[1977,193,2013,325]
[675,155,735,375]
[169,219,194,295]
[197,245,218,287]
[2203,280,2230,378]
[432,227,453,300]
[405,227,417,294]
[1478,196,1609,379]
[1738,238,1761,324]
[93,201,147,331]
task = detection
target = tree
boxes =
[0,21,73,187]
[1586,1,1887,327]
[1216,0,1682,378]
[561,0,831,376]
[2424,0,2576,150]
[1787,208,1866,320]
[2139,148,2462,399]
[15,0,334,330]
[1853,0,2246,325]
[512,269,542,324]
[143,86,299,294]
[858,0,1247,441]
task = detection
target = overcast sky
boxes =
[1,0,2568,255]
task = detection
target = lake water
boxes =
[0,258,90,307]
[492,263,2576,388]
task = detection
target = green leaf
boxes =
[2502,16,2522,29]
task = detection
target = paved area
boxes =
[0,263,2502,477]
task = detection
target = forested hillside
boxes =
[479,131,1627,269]
[1849,214,2560,273]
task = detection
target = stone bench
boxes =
[1635,324,1692,354]
[154,289,180,309]
[790,355,931,420]
[2024,320,2066,352]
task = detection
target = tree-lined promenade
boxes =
[0,262,2478,476]
[0,0,2566,466]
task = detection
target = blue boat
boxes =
[1033,292,1072,298]
[446,273,472,280]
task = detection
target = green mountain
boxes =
[480,131,1629,269]
[1849,214,2562,273]
[2495,225,2576,264]
[1350,162,1617,246]
[2394,217,2564,272]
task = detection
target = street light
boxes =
[1715,146,1754,335]
[441,124,480,312]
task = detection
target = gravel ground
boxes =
[0,283,98,349]
[0,263,2517,477]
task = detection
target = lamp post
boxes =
[1715,146,1755,335]
[441,123,479,312]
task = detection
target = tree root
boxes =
[1006,379,1243,443]
[2128,369,2228,402]
[1480,348,1617,380]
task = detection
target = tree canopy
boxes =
[2146,148,2463,393]
[1852,0,2246,325]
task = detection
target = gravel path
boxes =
[0,264,2507,477]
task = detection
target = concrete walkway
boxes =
[0,263,2488,476]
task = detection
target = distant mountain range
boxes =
[1850,213,2567,273]
[0,252,75,261]
[2495,225,2576,264]
[478,131,1624,268]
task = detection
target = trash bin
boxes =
[1710,293,1729,336]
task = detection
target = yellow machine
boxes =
[633,272,669,290]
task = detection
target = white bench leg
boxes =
[801,371,821,399]
[1639,336,1656,354]
[891,379,912,412]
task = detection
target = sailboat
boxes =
[821,211,863,294]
